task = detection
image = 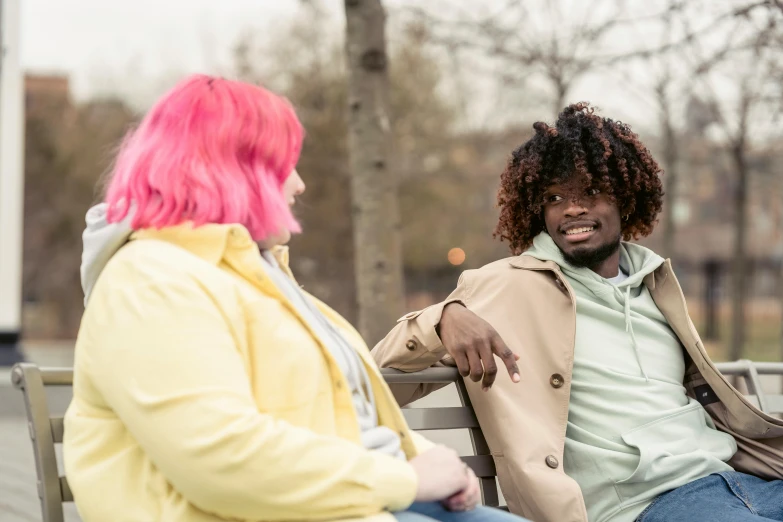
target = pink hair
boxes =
[105,74,304,241]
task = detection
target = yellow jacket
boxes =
[64,223,432,522]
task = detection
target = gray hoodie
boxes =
[80,203,134,305]
[78,203,404,460]
[524,231,665,381]
[523,232,735,522]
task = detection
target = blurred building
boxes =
[25,74,70,101]
[20,73,137,339]
[24,74,74,120]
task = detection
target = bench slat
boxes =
[381,368,459,384]
[402,407,479,430]
[763,395,783,415]
[40,369,74,386]
[744,395,761,409]
[51,417,65,443]
[462,455,496,478]
[60,476,73,502]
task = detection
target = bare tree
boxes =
[656,73,680,260]
[682,0,783,361]
[403,0,638,119]
[343,0,405,344]
[653,4,686,261]
[23,91,136,337]
[231,6,462,327]
[608,0,782,358]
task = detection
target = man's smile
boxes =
[560,221,599,243]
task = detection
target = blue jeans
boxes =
[638,471,783,521]
[393,502,529,522]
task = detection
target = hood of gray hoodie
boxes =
[81,203,134,304]
[523,232,664,293]
[524,232,664,380]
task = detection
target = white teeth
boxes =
[565,227,594,235]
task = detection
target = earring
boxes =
[623,215,630,222]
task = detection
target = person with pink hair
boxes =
[63,74,528,522]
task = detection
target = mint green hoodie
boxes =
[525,233,736,522]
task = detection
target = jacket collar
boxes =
[508,255,560,271]
[130,223,291,269]
[644,259,671,291]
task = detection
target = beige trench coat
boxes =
[372,254,783,522]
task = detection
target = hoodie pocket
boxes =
[615,402,736,501]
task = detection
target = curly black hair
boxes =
[494,102,664,255]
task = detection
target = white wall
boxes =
[0,0,25,344]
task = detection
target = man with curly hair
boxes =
[373,103,783,522]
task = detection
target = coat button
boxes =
[546,455,559,469]
[550,374,564,388]
[405,340,418,351]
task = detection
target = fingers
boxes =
[464,470,480,510]
[491,333,521,384]
[444,492,467,511]
[443,471,480,511]
[479,341,498,391]
[466,348,484,384]
[465,481,480,510]
[452,349,471,379]
[443,314,520,389]
[443,488,469,511]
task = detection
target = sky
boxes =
[15,0,755,135]
[19,0,314,102]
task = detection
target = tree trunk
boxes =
[778,261,783,373]
[730,90,752,364]
[554,81,567,119]
[662,114,678,261]
[343,0,405,345]
[730,143,748,362]
[704,260,720,341]
[779,261,783,393]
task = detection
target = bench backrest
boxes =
[13,360,783,519]
[385,362,783,509]
[11,363,74,522]
[381,367,501,507]
[714,360,783,414]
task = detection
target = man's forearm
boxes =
[372,299,463,371]
[372,299,464,405]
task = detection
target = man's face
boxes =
[542,176,622,268]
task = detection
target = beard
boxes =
[562,234,622,269]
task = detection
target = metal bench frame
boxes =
[381,367,502,507]
[714,360,783,414]
[11,363,73,522]
[12,360,783,520]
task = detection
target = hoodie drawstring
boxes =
[621,285,649,382]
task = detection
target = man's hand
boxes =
[441,467,480,512]
[438,303,520,391]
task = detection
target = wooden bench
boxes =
[12,360,783,520]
